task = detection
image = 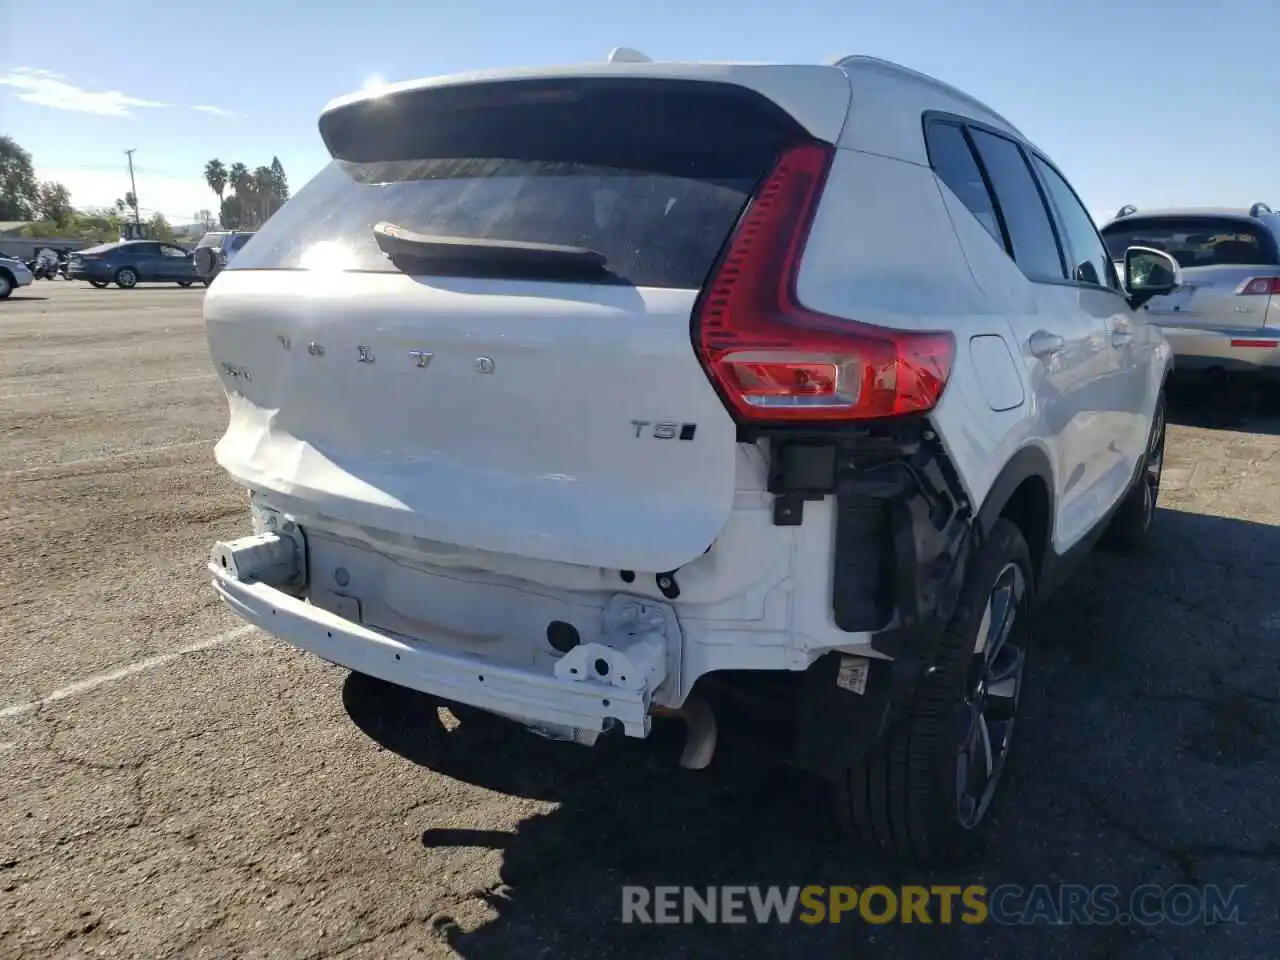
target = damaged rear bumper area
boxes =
[763,421,978,779]
[210,529,679,744]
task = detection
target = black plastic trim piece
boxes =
[655,571,680,600]
[974,445,1055,537]
[786,441,1056,780]
[757,419,973,663]
[320,77,813,170]
[792,652,900,780]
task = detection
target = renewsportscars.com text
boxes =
[621,884,1247,926]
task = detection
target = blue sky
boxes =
[2,0,1276,225]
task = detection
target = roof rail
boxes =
[1249,202,1273,217]
[830,55,1023,136]
[1115,205,1138,219]
[607,47,652,64]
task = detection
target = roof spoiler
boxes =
[607,47,652,63]
[1250,202,1273,218]
[1114,205,1138,219]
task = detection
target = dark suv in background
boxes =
[67,241,201,289]
[192,231,256,283]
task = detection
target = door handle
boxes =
[1028,330,1065,358]
[1111,327,1133,347]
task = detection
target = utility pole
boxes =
[124,149,140,228]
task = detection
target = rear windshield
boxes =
[229,78,808,288]
[228,234,253,252]
[1101,217,1279,268]
[78,242,120,255]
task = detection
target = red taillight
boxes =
[1239,277,1280,296]
[693,142,954,423]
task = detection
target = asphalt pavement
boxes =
[1,282,1278,958]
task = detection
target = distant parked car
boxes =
[0,254,35,299]
[66,241,202,289]
[1100,203,1280,379]
[192,231,255,283]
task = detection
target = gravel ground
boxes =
[1,282,1278,959]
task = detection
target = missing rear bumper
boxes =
[755,422,978,778]
[211,563,678,740]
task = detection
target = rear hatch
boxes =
[1102,214,1280,329]
[205,71,849,572]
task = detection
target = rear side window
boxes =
[1101,217,1280,268]
[926,121,1003,246]
[232,78,809,288]
[228,234,252,252]
[1032,156,1120,290]
[968,129,1064,281]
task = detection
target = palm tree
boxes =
[204,159,227,206]
[253,166,275,227]
[227,162,252,227]
[228,162,251,198]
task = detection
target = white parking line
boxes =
[3,439,212,479]
[0,624,257,720]
[0,373,216,401]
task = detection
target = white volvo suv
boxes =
[205,50,1178,863]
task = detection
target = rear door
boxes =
[158,244,195,279]
[1101,215,1280,332]
[959,125,1119,546]
[1031,153,1151,479]
[205,75,847,571]
[128,242,162,281]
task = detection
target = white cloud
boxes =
[0,67,167,117]
[0,67,238,119]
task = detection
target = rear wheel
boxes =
[114,267,138,289]
[1104,391,1166,553]
[834,518,1033,864]
[0,272,12,299]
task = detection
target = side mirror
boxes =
[1124,246,1181,310]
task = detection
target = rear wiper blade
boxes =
[372,221,611,273]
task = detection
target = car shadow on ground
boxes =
[342,392,1280,958]
[1167,375,1280,436]
[1,294,49,302]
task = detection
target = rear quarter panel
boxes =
[795,147,1039,515]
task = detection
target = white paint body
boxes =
[205,55,1167,735]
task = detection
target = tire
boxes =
[0,271,12,299]
[834,518,1034,864]
[114,267,138,289]
[89,281,108,289]
[193,247,219,281]
[1103,391,1166,554]
[177,281,193,288]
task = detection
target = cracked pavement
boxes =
[2,284,1279,958]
